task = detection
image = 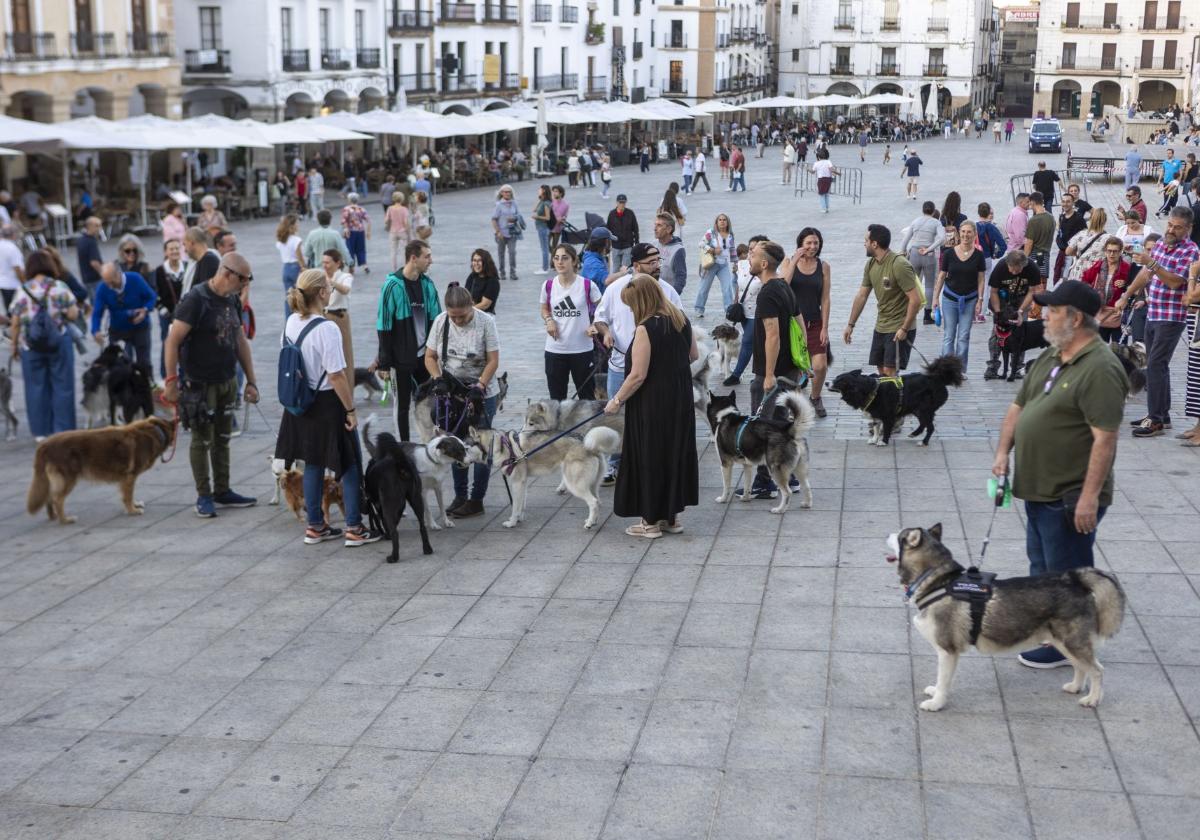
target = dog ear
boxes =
[848,369,862,377]
[928,522,943,541]
[904,528,923,549]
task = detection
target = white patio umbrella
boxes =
[0,146,25,156]
[740,95,809,110]
[925,87,940,122]
[691,100,748,116]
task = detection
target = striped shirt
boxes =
[1146,238,1200,322]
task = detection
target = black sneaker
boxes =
[923,311,935,325]
[983,368,1000,381]
[722,375,741,386]
[601,472,617,487]
[344,526,383,547]
[1017,645,1070,669]
[304,524,344,545]
[449,499,484,518]
[735,480,779,500]
[1131,416,1171,430]
[788,476,801,491]
[1132,421,1165,438]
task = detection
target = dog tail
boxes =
[778,390,817,442]
[26,445,50,515]
[361,414,379,458]
[1075,568,1127,639]
[583,426,622,455]
[924,354,966,388]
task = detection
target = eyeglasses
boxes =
[1104,247,1123,254]
[1043,364,1062,394]
[121,248,137,254]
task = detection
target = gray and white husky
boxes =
[888,523,1126,711]
[477,425,621,529]
[523,397,624,436]
[363,415,468,530]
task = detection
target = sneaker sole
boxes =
[304,533,341,545]
[1017,655,1072,669]
[195,510,216,519]
[215,501,257,508]
[344,537,382,547]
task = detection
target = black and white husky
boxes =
[706,387,816,514]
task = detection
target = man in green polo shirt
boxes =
[844,223,923,375]
[992,280,1128,669]
[1022,190,1056,284]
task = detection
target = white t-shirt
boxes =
[694,153,706,173]
[0,238,24,291]
[593,273,683,369]
[1116,224,1155,251]
[283,313,345,390]
[541,274,603,354]
[735,261,762,319]
[327,269,353,311]
[428,310,501,397]
[276,234,302,265]
[811,159,835,179]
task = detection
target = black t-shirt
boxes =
[464,272,500,314]
[1057,210,1087,248]
[987,260,1042,310]
[1031,169,1060,201]
[753,279,798,377]
[174,282,244,384]
[1074,198,1093,216]
[939,247,987,297]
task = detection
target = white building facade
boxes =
[1033,0,1195,119]
[175,0,389,120]
[777,0,997,118]
[652,0,773,103]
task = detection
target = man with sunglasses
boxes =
[163,253,260,518]
[992,280,1128,669]
[1115,185,1148,224]
[90,262,156,369]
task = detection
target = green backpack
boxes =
[788,316,811,373]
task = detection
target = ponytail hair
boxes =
[287,268,327,316]
[444,283,474,309]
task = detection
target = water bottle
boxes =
[986,477,1012,509]
[933,307,942,327]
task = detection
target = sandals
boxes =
[625,523,663,539]
[656,520,684,534]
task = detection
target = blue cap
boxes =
[588,225,618,243]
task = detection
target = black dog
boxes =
[415,372,487,437]
[990,307,1048,382]
[83,346,154,426]
[363,430,434,561]
[829,355,965,446]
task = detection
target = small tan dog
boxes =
[26,416,176,524]
[277,466,345,523]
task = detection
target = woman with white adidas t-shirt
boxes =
[540,243,603,399]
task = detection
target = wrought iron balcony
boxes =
[535,72,577,90]
[1140,14,1185,31]
[441,2,477,21]
[585,75,608,97]
[184,48,231,73]
[664,32,688,49]
[4,32,57,60]
[389,8,434,31]
[560,5,579,23]
[830,62,853,76]
[1139,56,1185,75]
[128,31,171,57]
[928,18,948,32]
[1055,56,1119,74]
[395,72,436,91]
[483,3,518,22]
[484,72,520,90]
[923,62,947,76]
[877,62,899,76]
[357,48,381,68]
[441,73,478,93]
[534,4,552,22]
[1061,16,1122,31]
[322,49,352,70]
[834,14,855,30]
[666,78,688,95]
[71,31,116,57]
[282,49,310,72]
[881,18,900,31]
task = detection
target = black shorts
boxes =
[868,329,916,370]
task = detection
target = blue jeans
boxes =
[818,191,830,212]
[1025,500,1107,576]
[694,257,734,316]
[732,172,746,191]
[683,174,693,193]
[282,262,300,317]
[606,369,625,473]
[536,225,551,271]
[305,457,362,529]
[612,247,632,270]
[21,342,76,437]
[732,317,755,377]
[452,395,497,500]
[345,230,367,267]
[939,291,977,370]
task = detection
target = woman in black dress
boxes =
[605,273,700,538]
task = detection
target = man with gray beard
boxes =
[991,280,1128,669]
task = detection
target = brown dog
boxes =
[278,468,345,524]
[26,416,176,524]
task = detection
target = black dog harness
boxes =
[911,566,997,645]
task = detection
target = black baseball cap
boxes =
[616,193,628,202]
[1033,280,1102,317]
[630,243,660,263]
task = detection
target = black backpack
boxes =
[23,283,63,354]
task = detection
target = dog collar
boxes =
[904,567,939,602]
[151,422,169,448]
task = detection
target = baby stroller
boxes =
[560,211,605,246]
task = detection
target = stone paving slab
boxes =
[0,133,1198,838]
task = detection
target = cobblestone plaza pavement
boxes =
[1,131,1198,839]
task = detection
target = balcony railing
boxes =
[630,85,645,103]
[1061,16,1122,30]
[715,77,730,93]
[184,48,231,73]
[441,73,478,92]
[924,62,947,76]
[877,62,899,76]
[881,18,900,30]
[483,3,518,21]
[534,4,552,22]
[755,32,769,46]
[1139,56,1185,75]
[535,72,575,90]
[717,33,729,48]
[389,9,434,31]
[484,72,520,90]
[395,72,436,92]
[4,32,57,59]
[322,49,352,70]
[666,78,688,94]
[357,48,381,68]
[128,31,171,56]
[282,49,310,72]
[1055,56,1119,73]
[441,2,477,21]
[1140,15,1185,31]
[830,62,853,76]
[927,18,948,31]
[585,75,608,97]
[632,41,643,60]
[834,15,855,30]
[560,5,579,23]
[71,31,116,57]
[664,32,688,48]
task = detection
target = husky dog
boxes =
[887,523,1126,711]
[1108,341,1147,395]
[709,324,742,379]
[363,415,466,530]
[524,398,624,436]
[691,341,715,413]
[81,356,114,429]
[706,387,816,514]
[354,367,385,402]
[828,355,965,446]
[411,371,507,443]
[0,365,16,440]
[479,425,622,529]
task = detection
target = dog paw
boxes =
[59,515,77,525]
[442,518,455,529]
[919,697,947,712]
[503,519,517,529]
[1062,681,1084,694]
[799,497,813,509]
[923,685,938,697]
[429,520,442,531]
[769,504,786,514]
[1078,693,1102,708]
[714,494,731,504]
[127,503,145,515]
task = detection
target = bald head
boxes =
[209,252,252,296]
[101,262,124,289]
[85,216,102,235]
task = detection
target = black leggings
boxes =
[545,350,595,400]
[393,364,431,441]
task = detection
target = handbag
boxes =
[699,249,715,271]
[725,278,753,324]
[1097,305,1122,329]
